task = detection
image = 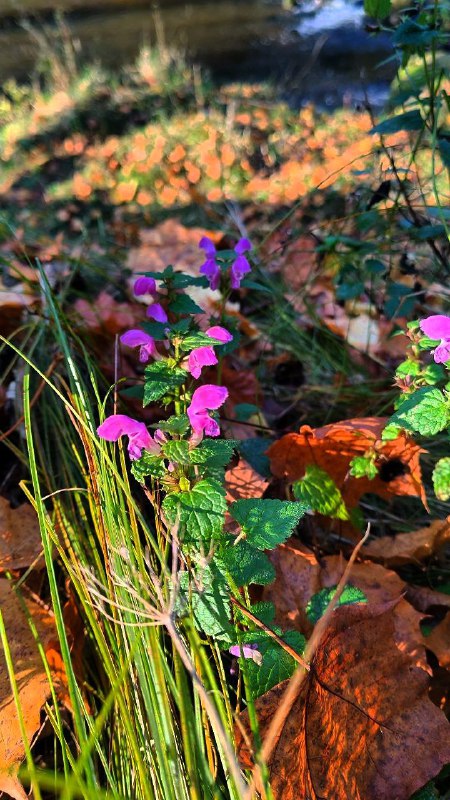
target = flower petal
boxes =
[97,414,146,441]
[134,277,157,296]
[187,346,218,379]
[419,315,450,340]
[199,236,216,257]
[120,329,155,348]
[146,303,168,323]
[189,384,228,412]
[206,325,233,343]
[433,342,450,364]
[234,237,251,255]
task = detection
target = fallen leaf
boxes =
[0,580,59,795]
[406,585,450,613]
[363,519,450,566]
[236,602,450,800]
[225,459,268,504]
[0,498,43,572]
[267,417,427,509]
[426,613,450,669]
[263,541,427,668]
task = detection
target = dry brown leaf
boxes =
[0,498,43,573]
[0,580,59,795]
[363,519,450,566]
[406,585,450,613]
[263,541,427,668]
[267,417,427,509]
[236,602,450,800]
[426,613,450,669]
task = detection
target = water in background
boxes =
[0,0,395,107]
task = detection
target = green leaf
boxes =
[395,359,421,379]
[389,386,449,436]
[157,414,190,435]
[432,457,450,501]
[179,567,232,641]
[306,585,367,625]
[163,479,226,543]
[143,362,187,405]
[382,422,402,441]
[179,332,222,351]
[131,452,166,482]
[293,465,349,520]
[349,455,378,480]
[163,440,190,464]
[229,498,307,549]
[364,0,391,18]
[233,601,276,627]
[216,539,275,587]
[169,294,204,315]
[371,110,423,135]
[422,363,445,385]
[190,439,237,469]
[142,320,168,340]
[242,631,306,697]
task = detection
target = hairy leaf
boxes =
[229,498,307,549]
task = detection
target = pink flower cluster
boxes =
[199,237,252,291]
[97,384,228,459]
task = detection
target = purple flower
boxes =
[146,303,168,323]
[187,384,228,442]
[97,414,161,461]
[206,325,233,344]
[229,643,262,665]
[134,277,157,296]
[187,346,218,379]
[230,238,252,290]
[199,237,221,290]
[120,329,159,363]
[420,315,450,363]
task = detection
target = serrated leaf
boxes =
[157,414,190,435]
[395,359,421,379]
[163,479,226,542]
[371,110,423,135]
[349,456,378,480]
[234,601,276,628]
[163,440,190,464]
[229,498,307,549]
[179,567,232,641]
[364,0,391,17]
[243,631,306,697]
[169,294,204,315]
[293,465,349,520]
[432,457,450,501]
[143,362,187,405]
[216,540,275,587]
[390,386,449,436]
[131,452,166,482]
[190,439,237,469]
[306,585,367,625]
[179,332,223,351]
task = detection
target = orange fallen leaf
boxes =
[363,519,450,566]
[0,580,61,797]
[267,417,427,509]
[263,541,427,668]
[225,458,268,504]
[0,498,43,573]
[236,602,450,800]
